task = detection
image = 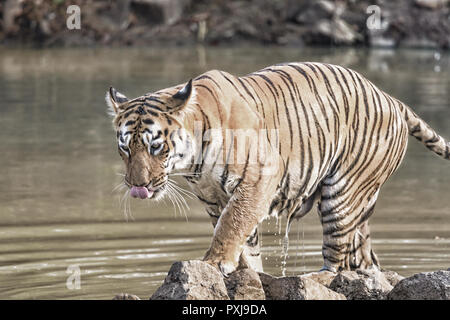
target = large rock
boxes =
[387,270,450,300]
[258,272,346,300]
[300,270,404,290]
[150,260,229,300]
[148,259,449,300]
[382,270,405,287]
[299,271,337,288]
[225,269,266,300]
[329,269,393,300]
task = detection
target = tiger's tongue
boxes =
[130,186,153,199]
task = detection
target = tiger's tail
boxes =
[403,104,450,160]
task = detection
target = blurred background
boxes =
[1,0,449,48]
[0,0,449,299]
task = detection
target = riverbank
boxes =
[1,0,449,49]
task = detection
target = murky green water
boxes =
[0,46,448,299]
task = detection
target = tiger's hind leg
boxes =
[318,181,382,272]
[350,219,380,269]
[318,119,408,271]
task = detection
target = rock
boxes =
[225,268,265,300]
[295,1,336,24]
[112,293,141,300]
[299,271,337,288]
[329,269,393,300]
[387,270,450,300]
[2,0,450,49]
[295,0,363,45]
[150,260,229,300]
[313,18,362,45]
[316,0,336,15]
[382,270,405,287]
[2,0,23,35]
[149,263,450,300]
[414,0,449,9]
[258,272,346,300]
[131,0,190,25]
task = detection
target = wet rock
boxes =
[113,293,141,300]
[382,270,405,287]
[150,260,229,300]
[300,270,404,290]
[299,271,337,288]
[225,268,265,300]
[387,270,450,300]
[148,262,450,300]
[329,269,393,300]
[259,272,346,300]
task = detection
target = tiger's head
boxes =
[106,80,195,200]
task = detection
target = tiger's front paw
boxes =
[203,251,239,277]
[204,259,237,277]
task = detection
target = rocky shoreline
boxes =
[113,260,450,300]
[1,0,449,49]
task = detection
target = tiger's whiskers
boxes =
[113,173,194,222]
[165,179,192,221]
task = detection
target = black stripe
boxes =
[147,96,165,105]
[220,71,251,106]
[143,102,164,112]
[425,135,439,144]
[197,195,218,206]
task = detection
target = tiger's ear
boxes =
[163,79,193,114]
[106,87,129,115]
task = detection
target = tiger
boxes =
[106,62,449,276]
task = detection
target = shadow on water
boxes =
[0,46,448,299]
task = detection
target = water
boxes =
[0,46,449,299]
